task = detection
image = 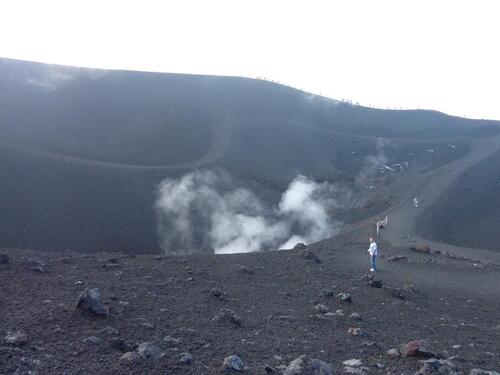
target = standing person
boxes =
[367,237,378,272]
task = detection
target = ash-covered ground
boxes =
[1,240,499,374]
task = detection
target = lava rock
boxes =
[347,327,367,337]
[469,369,500,375]
[410,245,431,254]
[314,304,330,314]
[283,355,335,375]
[416,358,459,375]
[400,339,437,358]
[386,348,400,358]
[222,354,244,372]
[343,359,362,367]
[120,351,141,365]
[179,352,193,365]
[387,255,407,262]
[213,309,242,326]
[349,312,361,320]
[4,330,28,346]
[337,293,352,302]
[137,342,164,360]
[76,288,109,316]
[293,243,307,250]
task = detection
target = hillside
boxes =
[2,58,499,254]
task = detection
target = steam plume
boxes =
[155,170,347,255]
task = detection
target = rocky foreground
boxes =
[0,245,499,374]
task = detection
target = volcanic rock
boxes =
[400,339,437,358]
[222,354,244,372]
[337,293,352,302]
[76,288,109,316]
[137,342,164,360]
[179,352,193,365]
[469,369,500,375]
[386,348,400,358]
[4,330,28,346]
[120,351,141,365]
[314,304,330,314]
[387,255,407,262]
[347,328,366,337]
[349,312,361,320]
[410,245,431,254]
[283,355,335,375]
[415,358,459,375]
[213,309,242,326]
[82,336,102,345]
[293,243,307,250]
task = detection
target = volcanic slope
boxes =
[2,58,500,254]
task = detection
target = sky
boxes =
[1,0,499,120]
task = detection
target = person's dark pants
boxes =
[371,255,377,271]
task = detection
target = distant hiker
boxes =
[376,216,388,236]
[413,197,419,208]
[367,237,378,272]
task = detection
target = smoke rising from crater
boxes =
[155,170,348,255]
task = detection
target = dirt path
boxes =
[381,134,500,263]
[0,116,232,171]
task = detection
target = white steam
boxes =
[155,170,347,255]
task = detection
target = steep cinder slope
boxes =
[0,58,498,253]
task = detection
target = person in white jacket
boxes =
[367,237,378,272]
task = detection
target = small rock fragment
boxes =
[213,309,242,326]
[179,352,193,365]
[137,342,164,360]
[76,288,109,316]
[82,336,102,345]
[222,354,244,372]
[283,355,335,375]
[337,293,352,302]
[120,351,141,364]
[4,330,28,346]
[349,312,361,320]
[386,348,400,358]
[400,339,437,358]
[0,253,10,264]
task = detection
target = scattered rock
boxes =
[4,330,28,346]
[416,358,459,375]
[337,293,352,302]
[222,354,244,372]
[283,355,335,375]
[386,348,400,358]
[213,309,242,326]
[209,288,224,298]
[410,245,431,254]
[349,312,361,320]
[469,369,500,375]
[179,352,193,365]
[137,342,164,360]
[400,339,438,358]
[300,250,321,263]
[344,367,365,375]
[363,274,383,288]
[347,327,366,337]
[314,304,330,314]
[120,351,141,365]
[76,288,109,316]
[343,359,362,367]
[134,317,155,329]
[0,253,10,264]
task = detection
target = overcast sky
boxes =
[1,0,499,120]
